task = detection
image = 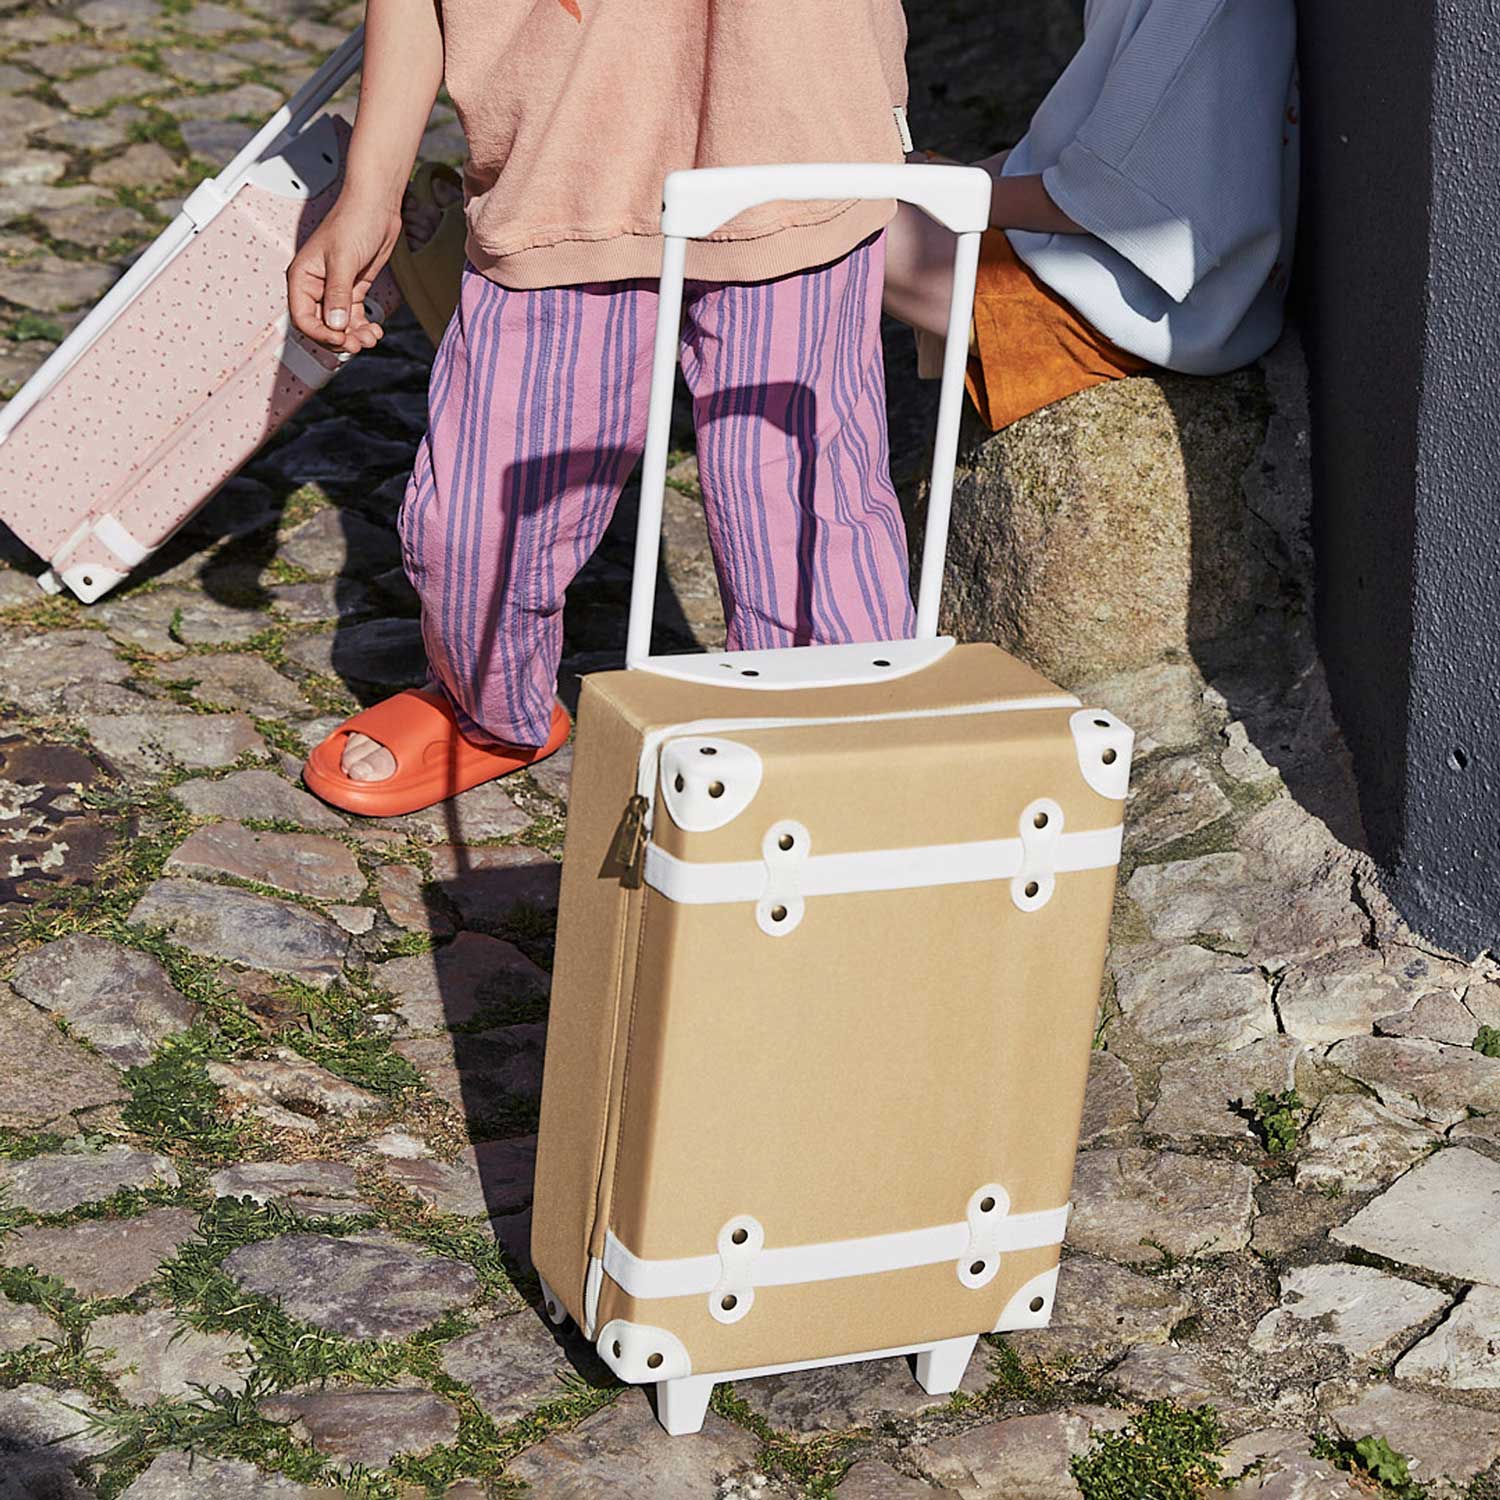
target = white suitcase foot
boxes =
[656,1373,715,1435]
[913,1333,979,1395]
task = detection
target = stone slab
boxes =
[1395,1284,1500,1389]
[165,823,364,902]
[257,1385,459,1470]
[90,1308,254,1402]
[0,1145,178,1214]
[375,931,547,1032]
[1111,943,1275,1054]
[129,878,350,988]
[1006,1253,1194,1369]
[382,1136,535,1218]
[1250,1262,1449,1361]
[1068,1148,1256,1263]
[505,1390,761,1498]
[120,1452,327,1498]
[1329,1383,1500,1490]
[1325,1035,1500,1128]
[0,985,123,1131]
[1145,1035,1303,1142]
[1331,1147,1500,1285]
[10,933,196,1067]
[910,1406,1130,1500]
[223,1232,479,1339]
[1294,1093,1439,1194]
[1078,1051,1139,1147]
[395,1024,546,1110]
[439,1314,585,1424]
[0,1208,200,1297]
[83,712,267,775]
[205,1048,383,1135]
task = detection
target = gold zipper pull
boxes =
[611,793,650,888]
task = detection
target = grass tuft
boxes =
[1070,1401,1225,1500]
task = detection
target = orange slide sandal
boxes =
[302,687,571,818]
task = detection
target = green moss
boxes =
[1474,1025,1500,1059]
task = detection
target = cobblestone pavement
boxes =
[4,0,1500,1497]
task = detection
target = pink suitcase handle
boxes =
[626,163,991,671]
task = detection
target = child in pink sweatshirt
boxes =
[292,0,914,815]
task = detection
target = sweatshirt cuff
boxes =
[1042,142,1215,304]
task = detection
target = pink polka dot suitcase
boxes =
[0,30,396,603]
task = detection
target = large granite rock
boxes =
[932,350,1308,685]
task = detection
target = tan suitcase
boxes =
[531,165,1135,1435]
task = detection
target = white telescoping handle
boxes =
[626,163,991,669]
[0,27,367,444]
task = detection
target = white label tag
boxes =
[893,105,914,155]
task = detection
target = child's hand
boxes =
[286,187,402,354]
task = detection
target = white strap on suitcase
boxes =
[0,28,368,447]
[626,163,992,688]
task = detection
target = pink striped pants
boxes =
[397,233,913,748]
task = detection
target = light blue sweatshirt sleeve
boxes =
[1040,0,1296,304]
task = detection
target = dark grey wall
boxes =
[1300,0,1500,956]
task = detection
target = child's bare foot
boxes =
[341,732,398,782]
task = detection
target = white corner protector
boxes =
[1071,709,1133,799]
[992,1265,1061,1332]
[59,563,128,604]
[660,737,763,832]
[597,1318,692,1383]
